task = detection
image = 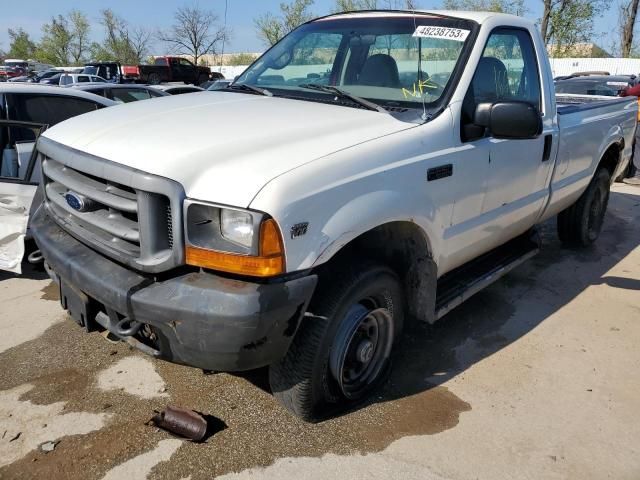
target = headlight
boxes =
[184,200,285,277]
[220,209,254,248]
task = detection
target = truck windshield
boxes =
[235,13,475,114]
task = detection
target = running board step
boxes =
[435,232,540,320]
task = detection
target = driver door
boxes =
[471,28,554,244]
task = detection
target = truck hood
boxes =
[42,92,415,207]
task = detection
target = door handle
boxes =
[542,135,553,162]
[427,164,453,181]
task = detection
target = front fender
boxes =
[308,190,438,268]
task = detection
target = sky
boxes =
[0,0,622,57]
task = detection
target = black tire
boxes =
[269,263,404,422]
[148,73,161,85]
[557,168,611,247]
[615,160,633,182]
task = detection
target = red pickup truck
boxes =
[122,56,211,85]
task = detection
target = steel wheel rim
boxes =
[329,301,394,400]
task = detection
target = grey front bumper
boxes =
[31,205,317,371]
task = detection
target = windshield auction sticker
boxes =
[413,26,470,41]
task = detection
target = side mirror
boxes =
[474,101,542,139]
[268,50,293,70]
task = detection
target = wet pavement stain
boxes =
[0,317,473,480]
[39,282,59,302]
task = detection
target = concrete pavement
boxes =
[0,183,638,480]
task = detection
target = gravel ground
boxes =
[0,183,638,480]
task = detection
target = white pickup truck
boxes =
[32,10,636,421]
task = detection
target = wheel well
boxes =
[598,142,622,177]
[314,221,437,324]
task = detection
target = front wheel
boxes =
[269,263,404,422]
[557,167,611,247]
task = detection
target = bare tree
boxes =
[158,5,227,66]
[620,0,640,57]
[255,0,315,46]
[130,27,152,63]
[96,9,137,63]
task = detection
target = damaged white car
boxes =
[0,85,115,273]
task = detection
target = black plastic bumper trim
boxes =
[32,207,318,371]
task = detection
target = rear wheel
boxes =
[557,168,611,247]
[269,263,404,422]
[148,73,161,85]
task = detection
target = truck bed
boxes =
[555,93,634,115]
[543,93,637,222]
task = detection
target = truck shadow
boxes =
[240,189,640,422]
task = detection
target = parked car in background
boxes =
[9,69,63,83]
[122,56,211,85]
[199,72,226,88]
[4,59,53,73]
[31,10,636,421]
[40,73,108,86]
[554,73,638,96]
[0,83,116,189]
[70,83,170,103]
[0,66,21,79]
[82,62,127,83]
[150,84,204,95]
[206,79,232,91]
[0,84,116,272]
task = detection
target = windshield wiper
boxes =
[298,83,388,113]
[226,83,273,97]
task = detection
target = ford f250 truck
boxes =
[31,10,636,421]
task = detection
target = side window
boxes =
[7,94,101,126]
[461,28,541,141]
[77,76,90,83]
[87,88,106,98]
[60,74,72,86]
[179,58,192,67]
[111,88,152,103]
[148,89,166,98]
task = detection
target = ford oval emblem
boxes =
[65,192,85,211]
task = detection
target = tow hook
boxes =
[115,317,143,337]
[27,250,44,264]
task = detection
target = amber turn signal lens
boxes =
[636,98,640,121]
[185,218,285,277]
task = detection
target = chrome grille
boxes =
[166,203,174,249]
[40,151,183,273]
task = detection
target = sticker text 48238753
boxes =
[413,26,470,42]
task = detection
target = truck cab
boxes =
[31,10,636,421]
